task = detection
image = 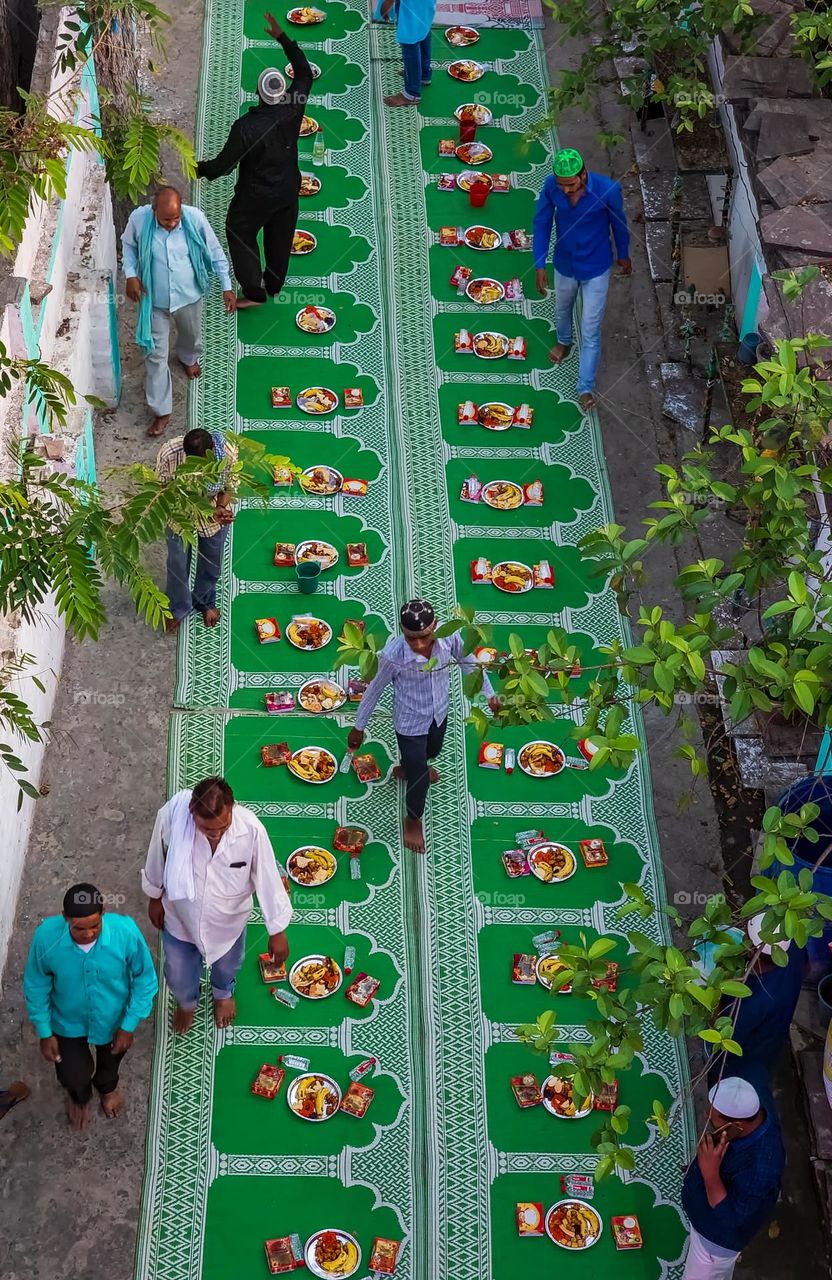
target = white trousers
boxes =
[682,1228,740,1280]
[145,300,203,416]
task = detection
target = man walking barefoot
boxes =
[156,427,238,632]
[197,13,313,308]
[122,186,236,437]
[23,884,157,1129]
[142,777,291,1033]
[347,600,499,853]
[533,148,631,412]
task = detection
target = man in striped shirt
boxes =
[347,600,499,852]
[156,428,238,632]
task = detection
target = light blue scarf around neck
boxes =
[135,206,215,353]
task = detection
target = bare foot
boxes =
[578,392,596,411]
[164,617,182,635]
[178,360,202,379]
[173,1005,196,1034]
[213,996,237,1028]
[235,296,266,309]
[403,816,425,853]
[393,765,439,784]
[66,1097,91,1130]
[100,1088,125,1119]
[147,414,171,437]
[384,93,419,107]
[201,607,221,627]
[549,342,572,364]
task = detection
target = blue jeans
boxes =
[165,523,229,621]
[162,929,246,1009]
[401,33,432,101]
[555,268,612,396]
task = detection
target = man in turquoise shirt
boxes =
[24,884,157,1129]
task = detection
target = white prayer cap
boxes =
[708,1077,760,1120]
[747,912,791,954]
[258,68,287,104]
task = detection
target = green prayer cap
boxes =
[553,148,584,178]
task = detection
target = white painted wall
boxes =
[0,24,119,982]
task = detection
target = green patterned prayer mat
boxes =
[137,4,692,1278]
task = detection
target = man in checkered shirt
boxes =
[156,428,238,632]
[348,600,499,852]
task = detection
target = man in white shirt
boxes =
[142,776,291,1033]
[122,185,237,438]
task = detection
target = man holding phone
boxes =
[681,1077,784,1278]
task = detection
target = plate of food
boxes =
[286,616,333,650]
[456,141,493,166]
[295,539,338,569]
[478,402,514,431]
[518,740,567,776]
[473,330,508,358]
[546,1199,603,1249]
[297,386,339,415]
[287,61,321,78]
[536,952,573,992]
[288,954,343,998]
[286,845,337,886]
[527,841,577,882]
[299,115,320,136]
[300,172,322,197]
[287,745,338,784]
[466,277,504,305]
[455,102,493,126]
[482,479,524,509]
[288,6,325,23]
[491,560,534,592]
[296,304,335,333]
[305,1230,361,1278]
[291,228,317,255]
[457,170,492,194]
[463,225,501,251]
[445,24,479,45]
[300,465,343,495]
[299,678,347,713]
[542,1075,592,1119]
[286,1072,342,1121]
[449,58,485,82]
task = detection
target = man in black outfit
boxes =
[196,11,313,308]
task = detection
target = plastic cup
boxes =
[469,181,490,209]
[459,119,477,144]
[296,560,321,593]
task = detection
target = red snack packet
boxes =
[369,1239,401,1274]
[261,742,291,767]
[346,972,381,1007]
[273,542,295,567]
[579,837,609,867]
[271,386,291,409]
[342,478,368,496]
[251,1064,285,1099]
[346,542,369,567]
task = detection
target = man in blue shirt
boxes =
[122,186,236,438]
[681,1077,784,1278]
[24,884,157,1129]
[533,148,631,412]
[379,0,437,107]
[347,600,499,852]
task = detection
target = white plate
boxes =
[445,25,480,46]
[518,739,567,775]
[297,386,339,414]
[288,954,343,997]
[463,224,501,251]
[288,6,325,23]
[291,228,318,254]
[287,745,338,784]
[296,305,336,333]
[454,102,493,126]
[286,1072,342,1122]
[285,616,333,650]
[295,539,339,569]
[449,59,486,82]
[298,678,347,713]
[466,276,504,305]
[287,61,322,78]
[536,953,572,993]
[286,845,337,885]
[481,479,524,508]
[472,330,508,358]
[491,559,534,593]
[300,172,322,196]
[541,1077,592,1120]
[455,141,493,166]
[527,841,577,882]
[545,1199,603,1249]
[478,404,515,432]
[304,1229,361,1278]
[299,465,343,495]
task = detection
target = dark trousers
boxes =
[55,1036,124,1105]
[396,717,448,820]
[226,191,300,303]
[165,524,230,621]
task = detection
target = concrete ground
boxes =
[0,6,824,1278]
